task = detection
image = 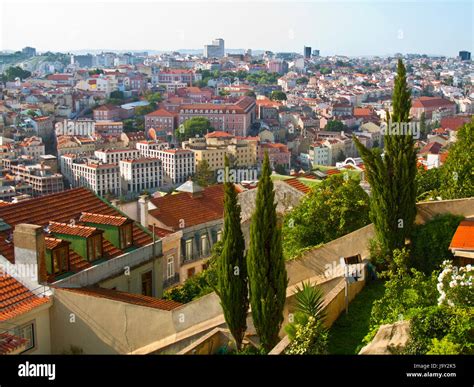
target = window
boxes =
[87,234,103,261]
[13,322,35,353]
[141,271,153,297]
[185,239,193,260]
[200,235,209,256]
[120,223,133,249]
[216,230,223,242]
[52,246,69,275]
[167,256,175,279]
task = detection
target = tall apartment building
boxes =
[7,162,64,196]
[178,97,256,137]
[69,160,121,197]
[135,140,169,158]
[150,149,195,185]
[204,38,225,58]
[119,158,163,195]
[94,148,141,164]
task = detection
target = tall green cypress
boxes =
[215,156,248,350]
[247,152,288,352]
[354,59,417,259]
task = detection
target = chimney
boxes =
[138,194,149,228]
[13,224,48,286]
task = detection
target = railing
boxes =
[181,251,210,265]
[163,273,180,289]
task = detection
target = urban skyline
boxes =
[1,1,472,56]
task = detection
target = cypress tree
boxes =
[353,59,417,260]
[247,152,288,352]
[215,156,248,350]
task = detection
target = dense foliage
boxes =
[214,156,249,350]
[439,119,474,199]
[282,174,370,259]
[410,214,464,274]
[247,152,288,352]
[175,117,214,142]
[285,282,328,355]
[353,59,417,260]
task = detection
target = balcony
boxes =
[163,273,180,289]
[182,251,210,265]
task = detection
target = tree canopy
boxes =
[175,117,214,142]
[282,174,370,259]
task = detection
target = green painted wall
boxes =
[51,233,88,261]
[45,249,53,274]
[83,223,120,249]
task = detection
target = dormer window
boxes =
[87,234,103,261]
[52,246,69,275]
[120,223,133,249]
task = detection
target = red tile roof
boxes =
[419,141,443,155]
[440,116,472,131]
[0,271,50,321]
[49,222,101,238]
[149,185,224,230]
[80,212,129,227]
[44,237,68,250]
[146,108,175,118]
[449,220,474,250]
[283,178,311,194]
[0,332,29,354]
[61,287,182,311]
[205,131,234,138]
[0,188,153,264]
[412,97,456,109]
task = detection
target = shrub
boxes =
[285,282,328,355]
[410,214,464,274]
[285,315,328,355]
[403,305,473,355]
[427,338,462,355]
[437,261,473,307]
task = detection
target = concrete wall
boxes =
[99,257,162,298]
[52,241,162,289]
[49,289,225,354]
[415,197,474,224]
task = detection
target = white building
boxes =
[95,148,140,164]
[70,161,121,197]
[150,149,195,185]
[135,141,169,158]
[18,136,45,160]
[119,158,163,195]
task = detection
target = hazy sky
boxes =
[0,0,472,56]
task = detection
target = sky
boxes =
[0,0,472,57]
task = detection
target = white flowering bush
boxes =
[285,315,328,355]
[437,261,473,307]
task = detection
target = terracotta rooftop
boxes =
[149,184,225,230]
[49,222,101,238]
[80,212,130,227]
[0,270,50,321]
[412,97,456,109]
[449,220,474,251]
[419,141,443,155]
[0,187,153,264]
[0,332,29,354]
[61,287,182,311]
[283,178,311,194]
